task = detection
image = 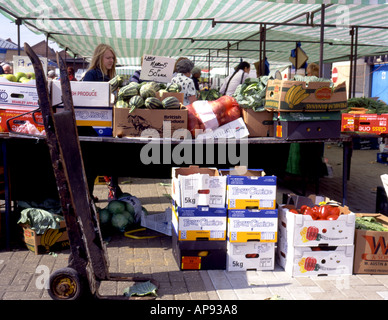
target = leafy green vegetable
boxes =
[123,280,158,297]
[355,216,388,231]
[232,76,270,111]
[345,97,388,114]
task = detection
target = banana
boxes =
[294,92,310,105]
[285,85,298,105]
[292,87,307,104]
[41,228,63,249]
[286,85,310,108]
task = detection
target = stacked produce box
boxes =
[171,166,228,270]
[0,74,45,134]
[277,194,356,277]
[264,77,347,140]
[219,167,278,271]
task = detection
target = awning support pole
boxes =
[349,27,354,99]
[319,4,325,78]
[15,18,21,56]
[352,27,358,98]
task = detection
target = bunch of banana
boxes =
[285,85,310,108]
[41,228,63,251]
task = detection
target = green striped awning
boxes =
[0,0,387,68]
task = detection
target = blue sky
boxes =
[0,13,60,50]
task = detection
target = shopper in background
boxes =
[81,43,122,201]
[2,63,12,74]
[306,62,319,77]
[170,58,197,106]
[220,61,250,96]
[67,67,77,81]
[48,70,57,80]
[83,44,116,82]
[191,66,201,91]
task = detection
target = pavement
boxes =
[1,142,388,301]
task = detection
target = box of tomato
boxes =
[278,194,356,247]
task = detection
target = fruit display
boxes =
[0,71,35,83]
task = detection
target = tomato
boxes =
[318,205,331,220]
[327,215,339,220]
[289,209,299,214]
[303,207,318,220]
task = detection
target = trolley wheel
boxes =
[48,267,85,300]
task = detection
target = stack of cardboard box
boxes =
[171,166,228,270]
[220,167,278,272]
[277,194,355,277]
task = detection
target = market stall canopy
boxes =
[0,0,387,68]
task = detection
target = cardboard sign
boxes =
[13,55,48,76]
[140,54,175,83]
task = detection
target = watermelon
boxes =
[108,200,126,215]
[99,208,111,224]
[111,213,129,231]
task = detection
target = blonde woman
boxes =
[81,44,121,201]
[83,44,117,82]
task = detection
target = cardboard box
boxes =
[242,109,274,137]
[56,106,112,128]
[353,213,388,274]
[265,80,347,112]
[0,106,45,133]
[274,120,341,140]
[277,241,354,277]
[227,241,275,271]
[172,230,227,270]
[227,209,278,243]
[140,207,172,236]
[0,79,39,107]
[113,107,188,138]
[219,167,277,210]
[171,166,226,209]
[51,80,111,107]
[341,113,388,135]
[21,220,69,255]
[172,204,227,241]
[279,194,355,247]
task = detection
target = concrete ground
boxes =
[1,142,388,300]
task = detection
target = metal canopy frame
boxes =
[1,4,385,92]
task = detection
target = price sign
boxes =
[140,54,176,83]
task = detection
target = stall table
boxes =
[0,132,353,249]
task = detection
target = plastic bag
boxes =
[14,120,45,135]
[186,96,241,137]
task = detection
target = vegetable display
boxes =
[343,97,388,114]
[355,216,388,231]
[113,80,182,112]
[289,202,341,220]
[232,77,269,111]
